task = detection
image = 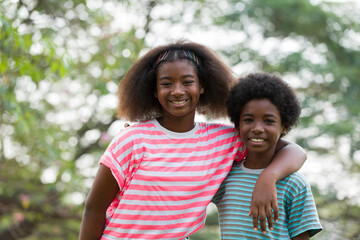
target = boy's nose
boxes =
[252,122,264,133]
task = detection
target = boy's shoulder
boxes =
[281,171,310,190]
[287,171,307,181]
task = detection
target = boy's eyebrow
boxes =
[240,113,279,118]
[263,113,279,118]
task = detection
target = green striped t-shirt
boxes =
[213,161,322,239]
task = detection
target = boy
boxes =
[213,72,322,239]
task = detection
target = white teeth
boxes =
[172,100,186,105]
[250,138,264,142]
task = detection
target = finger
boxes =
[124,123,130,128]
[272,200,279,222]
[251,207,259,231]
[248,205,253,218]
[266,203,273,231]
[258,207,267,234]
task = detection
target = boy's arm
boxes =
[79,164,119,240]
[249,139,306,234]
[292,231,310,240]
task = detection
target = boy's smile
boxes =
[239,98,286,167]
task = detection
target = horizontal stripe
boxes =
[99,119,244,239]
[215,161,322,239]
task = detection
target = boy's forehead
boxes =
[241,99,281,116]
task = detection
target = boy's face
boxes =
[238,99,286,154]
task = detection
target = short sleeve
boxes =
[99,128,140,190]
[234,137,247,162]
[287,181,322,238]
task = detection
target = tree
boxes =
[0,0,144,238]
[1,0,359,239]
[214,1,360,238]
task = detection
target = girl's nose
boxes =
[171,83,185,96]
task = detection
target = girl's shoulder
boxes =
[110,119,158,141]
[197,121,235,131]
[196,122,239,139]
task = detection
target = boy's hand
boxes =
[249,174,279,234]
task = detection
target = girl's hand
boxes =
[248,172,279,234]
[248,139,305,234]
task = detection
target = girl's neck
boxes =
[156,115,195,133]
[244,150,276,169]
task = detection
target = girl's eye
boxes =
[160,82,172,86]
[184,80,195,85]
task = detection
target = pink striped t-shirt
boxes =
[99,119,246,240]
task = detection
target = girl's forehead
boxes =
[154,49,200,73]
[157,59,197,72]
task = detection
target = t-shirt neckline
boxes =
[240,160,265,174]
[152,119,199,138]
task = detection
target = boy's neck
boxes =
[244,150,276,169]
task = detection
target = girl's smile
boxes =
[154,59,204,132]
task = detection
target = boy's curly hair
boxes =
[117,40,235,122]
[227,72,301,133]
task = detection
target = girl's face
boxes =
[239,99,286,156]
[154,59,204,125]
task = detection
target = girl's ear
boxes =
[281,126,288,135]
[200,85,204,94]
[154,85,158,98]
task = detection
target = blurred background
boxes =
[1,0,360,239]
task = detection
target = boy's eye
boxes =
[242,118,253,123]
[265,119,275,124]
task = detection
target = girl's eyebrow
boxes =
[158,76,171,80]
[158,74,195,81]
[182,74,195,78]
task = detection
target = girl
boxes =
[79,40,306,240]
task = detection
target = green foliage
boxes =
[1,0,359,239]
[189,227,220,240]
[189,208,220,240]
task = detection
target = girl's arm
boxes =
[79,164,119,240]
[249,139,306,234]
